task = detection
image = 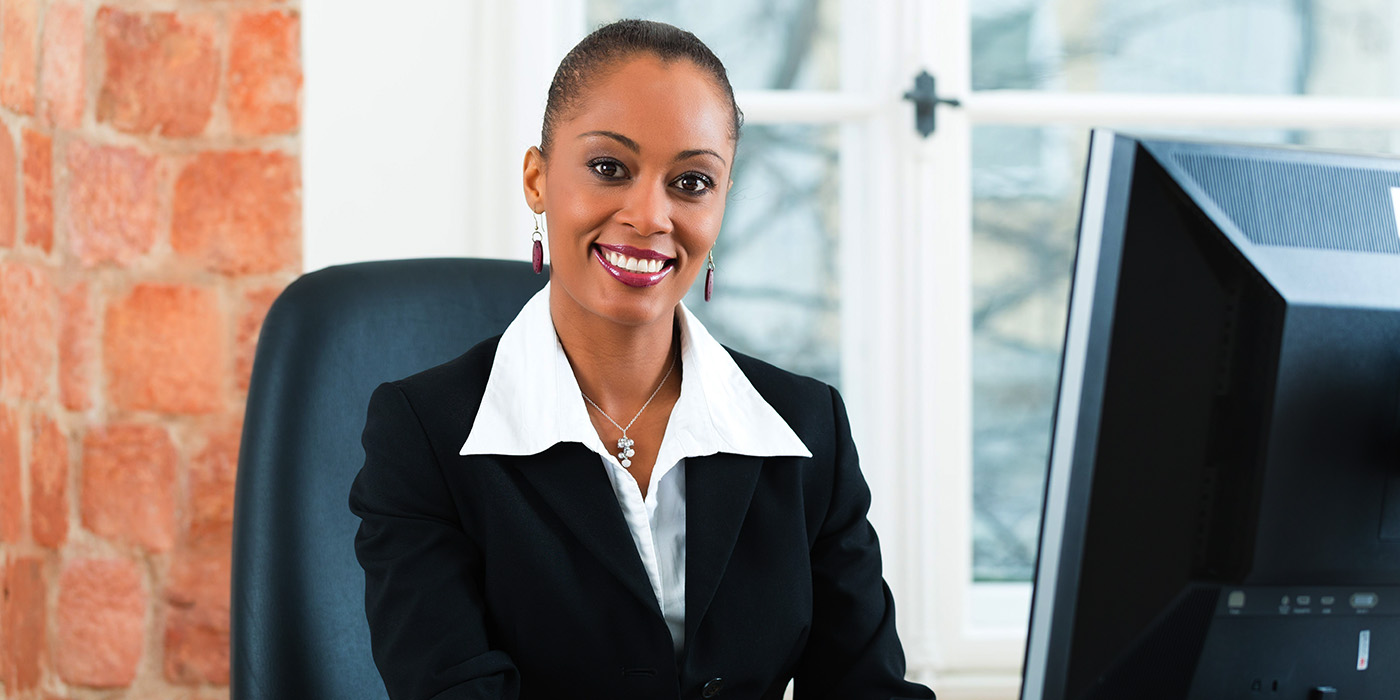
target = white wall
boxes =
[302,1,580,273]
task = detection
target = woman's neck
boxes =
[550,292,680,416]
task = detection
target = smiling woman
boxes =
[525,57,728,320]
[349,19,934,700]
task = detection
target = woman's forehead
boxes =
[559,56,734,154]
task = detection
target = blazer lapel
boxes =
[509,443,660,617]
[684,452,764,650]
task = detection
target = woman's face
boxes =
[524,54,734,330]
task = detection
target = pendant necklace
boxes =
[580,351,678,469]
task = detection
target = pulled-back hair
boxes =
[540,19,743,154]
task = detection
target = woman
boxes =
[350,19,934,700]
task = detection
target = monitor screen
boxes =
[1021,131,1400,700]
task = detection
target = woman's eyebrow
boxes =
[578,131,728,167]
[579,130,640,152]
[676,148,727,167]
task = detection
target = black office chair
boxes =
[231,258,546,699]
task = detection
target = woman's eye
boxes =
[589,160,624,178]
[675,174,713,193]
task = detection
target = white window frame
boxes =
[923,1,1400,697]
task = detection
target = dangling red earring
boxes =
[704,249,715,302]
[531,214,544,274]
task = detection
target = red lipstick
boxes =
[595,243,672,260]
[593,244,675,288]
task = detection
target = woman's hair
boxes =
[540,19,743,154]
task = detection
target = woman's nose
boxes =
[616,179,673,236]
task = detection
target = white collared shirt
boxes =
[461,284,810,652]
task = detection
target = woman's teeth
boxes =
[604,250,666,273]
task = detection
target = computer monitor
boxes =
[1021,131,1400,699]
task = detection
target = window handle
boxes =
[903,70,961,138]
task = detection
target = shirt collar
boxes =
[459,283,811,462]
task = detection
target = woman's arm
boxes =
[349,381,519,700]
[792,386,936,700]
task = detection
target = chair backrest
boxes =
[231,258,546,700]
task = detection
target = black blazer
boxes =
[349,336,935,700]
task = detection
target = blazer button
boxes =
[701,677,725,697]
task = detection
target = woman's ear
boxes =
[523,146,546,213]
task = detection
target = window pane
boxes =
[585,0,843,90]
[688,124,842,387]
[971,126,1400,582]
[971,125,1081,583]
[972,0,1400,97]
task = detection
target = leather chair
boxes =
[231,258,546,699]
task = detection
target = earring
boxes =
[704,249,715,302]
[531,213,544,274]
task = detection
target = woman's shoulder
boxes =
[380,335,503,426]
[724,347,830,398]
[722,346,841,434]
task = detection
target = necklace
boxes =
[580,351,678,469]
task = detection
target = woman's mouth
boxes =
[593,244,675,287]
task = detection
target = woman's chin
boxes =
[553,278,684,330]
[593,291,680,328]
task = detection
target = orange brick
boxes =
[0,121,14,247]
[39,1,85,129]
[0,407,21,542]
[0,262,57,401]
[229,10,301,136]
[23,128,53,252]
[56,558,145,687]
[81,424,177,552]
[172,151,300,274]
[31,412,68,547]
[58,282,94,411]
[0,0,38,114]
[1,556,46,691]
[96,8,218,137]
[236,285,282,391]
[164,548,231,684]
[65,139,161,267]
[188,422,239,550]
[104,283,224,414]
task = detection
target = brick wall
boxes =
[0,1,301,697]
